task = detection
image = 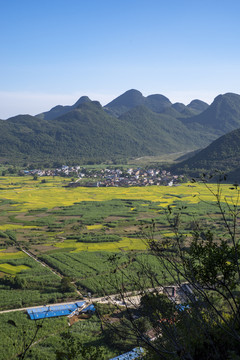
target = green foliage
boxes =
[5,229,17,242]
[0,257,75,310]
[53,199,141,225]
[0,311,68,360]
[25,315,117,360]
[0,230,9,238]
[60,276,75,293]
[103,182,240,359]
[55,331,107,360]
[140,293,176,324]
[39,251,172,296]
[104,320,137,352]
[174,127,240,176]
[104,89,172,117]
[187,230,240,289]
[72,233,121,243]
[2,91,238,164]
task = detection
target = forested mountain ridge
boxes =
[172,127,240,175]
[1,90,240,165]
[35,89,210,121]
[0,101,211,164]
[103,89,172,117]
[36,96,91,120]
[180,92,240,133]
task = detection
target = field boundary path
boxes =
[21,248,82,296]
[21,248,62,278]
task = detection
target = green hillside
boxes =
[172,100,209,117]
[0,102,145,163]
[119,105,214,152]
[2,90,240,166]
[187,99,209,113]
[181,93,240,134]
[36,96,91,120]
[173,127,240,175]
[0,101,213,165]
[104,89,172,117]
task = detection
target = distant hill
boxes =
[0,100,213,165]
[172,100,209,117]
[187,99,209,113]
[173,127,240,176]
[36,96,91,120]
[181,93,240,134]
[119,105,211,153]
[1,102,145,162]
[104,89,172,117]
[2,89,240,166]
[35,89,209,120]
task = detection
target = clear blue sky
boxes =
[1,0,240,118]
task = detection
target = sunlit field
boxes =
[0,176,238,256]
[0,263,30,274]
[0,176,237,212]
[54,236,147,252]
[0,174,238,306]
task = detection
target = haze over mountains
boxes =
[1,89,240,168]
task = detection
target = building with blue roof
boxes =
[27,301,86,320]
[81,304,95,313]
[109,347,144,360]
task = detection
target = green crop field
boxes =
[0,311,69,360]
[0,310,118,360]
[0,175,238,358]
[0,175,236,306]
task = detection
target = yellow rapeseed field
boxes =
[86,224,103,230]
[54,237,147,252]
[0,250,26,260]
[0,224,38,231]
[0,176,238,253]
[0,176,237,212]
[0,263,30,275]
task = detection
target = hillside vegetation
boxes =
[2,89,240,165]
[172,127,240,180]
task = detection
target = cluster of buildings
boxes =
[21,165,80,177]
[68,167,184,187]
[20,165,184,187]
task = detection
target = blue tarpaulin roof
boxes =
[81,304,95,313]
[176,304,190,312]
[27,301,86,320]
[109,347,144,360]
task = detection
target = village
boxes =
[21,165,185,187]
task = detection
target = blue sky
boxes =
[1,0,240,118]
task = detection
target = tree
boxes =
[60,276,75,293]
[55,331,107,360]
[100,179,240,359]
